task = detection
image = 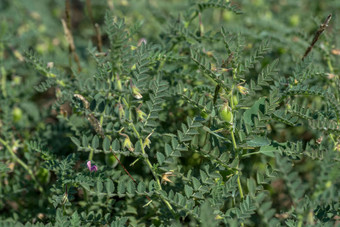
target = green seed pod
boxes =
[116,79,122,91]
[232,95,238,106]
[105,153,119,167]
[219,103,233,124]
[115,74,123,91]
[12,107,23,122]
[289,15,300,27]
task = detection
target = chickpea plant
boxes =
[0,0,340,226]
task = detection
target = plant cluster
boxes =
[0,0,340,226]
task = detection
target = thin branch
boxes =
[302,14,332,61]
[61,19,82,72]
[95,23,103,52]
[65,0,72,30]
[110,151,153,203]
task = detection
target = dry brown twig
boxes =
[302,14,332,61]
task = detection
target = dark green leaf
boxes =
[137,182,146,193]
[243,97,266,126]
[82,135,88,147]
[92,135,99,149]
[105,179,115,194]
[103,136,111,153]
[247,137,270,147]
[70,137,80,147]
[259,145,280,157]
[156,152,165,165]
[184,185,193,198]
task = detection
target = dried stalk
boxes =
[302,14,332,61]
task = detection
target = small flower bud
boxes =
[136,105,147,122]
[61,185,69,205]
[335,144,340,152]
[205,51,213,57]
[118,103,125,120]
[162,171,175,184]
[143,137,151,149]
[13,49,24,62]
[143,132,153,149]
[116,74,123,91]
[237,85,249,95]
[130,80,142,99]
[56,88,62,99]
[211,63,217,71]
[331,49,340,55]
[61,192,68,205]
[137,109,146,121]
[121,134,134,152]
[47,62,54,69]
[215,215,223,220]
[138,38,147,46]
[220,67,232,72]
[327,73,336,79]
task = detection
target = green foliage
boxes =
[1,0,340,226]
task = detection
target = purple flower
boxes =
[87,161,98,172]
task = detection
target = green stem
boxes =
[130,157,141,166]
[0,138,43,192]
[326,55,334,74]
[297,214,303,227]
[229,91,234,109]
[129,123,175,216]
[241,151,261,158]
[231,130,237,150]
[1,66,7,98]
[229,114,244,226]
[230,126,244,201]
[88,149,94,161]
[229,64,244,226]
[99,113,105,126]
[237,171,244,199]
